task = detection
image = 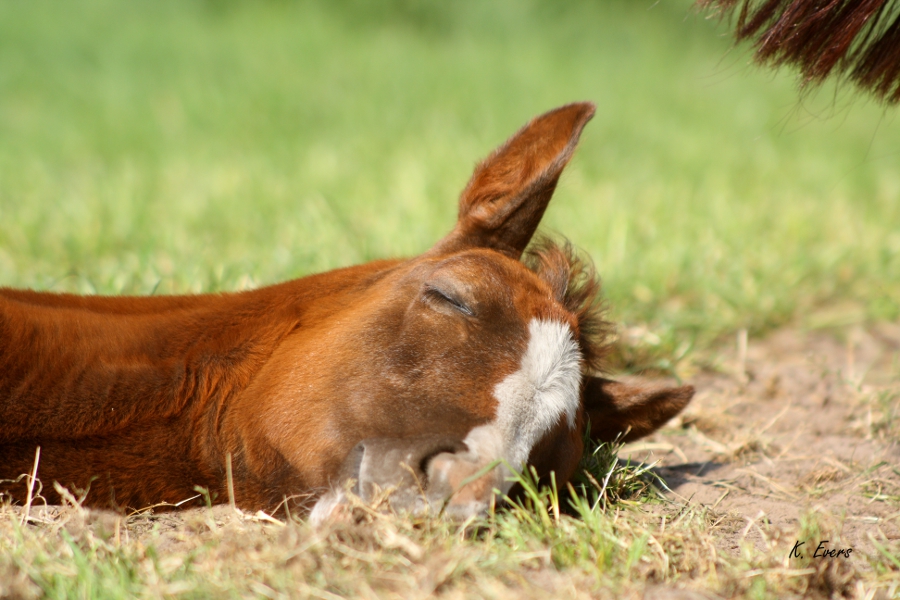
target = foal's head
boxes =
[249,103,693,519]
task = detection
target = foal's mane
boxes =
[524,238,612,375]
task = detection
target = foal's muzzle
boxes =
[309,434,509,523]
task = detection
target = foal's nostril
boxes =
[336,436,468,502]
[417,439,469,480]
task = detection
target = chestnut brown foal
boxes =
[0,103,693,519]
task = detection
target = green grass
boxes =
[2,1,900,597]
[1,0,899,371]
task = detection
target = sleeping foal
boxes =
[0,102,693,519]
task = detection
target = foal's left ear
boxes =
[583,377,694,443]
[433,102,596,258]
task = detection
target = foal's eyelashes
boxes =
[423,284,474,317]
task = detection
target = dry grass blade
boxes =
[19,447,40,527]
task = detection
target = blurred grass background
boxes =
[1,0,898,368]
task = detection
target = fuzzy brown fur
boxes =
[698,0,900,103]
[525,238,612,375]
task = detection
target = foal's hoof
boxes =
[308,433,509,524]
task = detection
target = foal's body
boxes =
[0,103,693,517]
[2,264,390,508]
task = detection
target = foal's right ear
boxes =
[584,377,694,443]
[432,102,595,259]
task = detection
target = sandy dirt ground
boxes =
[629,325,900,568]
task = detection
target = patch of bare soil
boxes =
[630,325,900,566]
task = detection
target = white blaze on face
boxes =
[458,318,582,494]
[310,318,583,523]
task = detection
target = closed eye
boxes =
[424,285,474,316]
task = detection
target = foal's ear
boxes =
[433,102,595,258]
[584,377,694,443]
